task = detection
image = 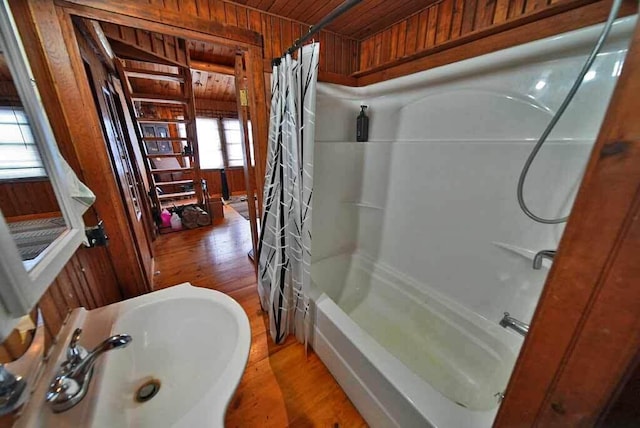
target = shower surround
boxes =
[310,17,636,428]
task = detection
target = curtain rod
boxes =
[272,0,363,66]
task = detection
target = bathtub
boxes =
[311,253,521,427]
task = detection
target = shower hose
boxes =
[517,0,624,224]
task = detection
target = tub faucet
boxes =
[533,250,556,270]
[46,328,132,412]
[499,312,529,337]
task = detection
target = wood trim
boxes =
[495,17,640,427]
[247,46,267,216]
[318,70,358,86]
[235,54,259,270]
[55,0,263,48]
[355,0,638,86]
[194,98,238,112]
[190,59,235,76]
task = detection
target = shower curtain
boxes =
[257,43,320,345]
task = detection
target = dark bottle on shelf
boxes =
[356,105,369,142]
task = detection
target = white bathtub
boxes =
[311,253,521,427]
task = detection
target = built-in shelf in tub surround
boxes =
[492,241,553,270]
[341,201,384,210]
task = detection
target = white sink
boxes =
[17,283,251,428]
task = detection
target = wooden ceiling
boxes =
[229,0,437,40]
[191,70,236,101]
[99,20,237,104]
[123,59,236,103]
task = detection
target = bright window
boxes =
[195,118,224,169]
[222,118,243,167]
[0,107,45,180]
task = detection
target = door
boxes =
[84,62,153,289]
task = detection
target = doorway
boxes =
[71,16,262,287]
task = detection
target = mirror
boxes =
[0,1,91,338]
[0,52,68,269]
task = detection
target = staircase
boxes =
[115,58,209,232]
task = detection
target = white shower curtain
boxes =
[257,43,319,345]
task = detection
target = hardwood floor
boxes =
[153,206,366,427]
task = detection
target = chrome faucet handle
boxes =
[46,332,132,412]
[0,364,26,416]
[45,376,69,402]
[65,328,87,367]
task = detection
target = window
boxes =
[194,117,255,169]
[222,118,243,167]
[195,118,224,169]
[222,119,254,167]
[0,107,45,180]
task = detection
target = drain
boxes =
[135,379,161,403]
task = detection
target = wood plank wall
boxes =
[0,180,59,217]
[101,22,189,66]
[356,0,638,82]
[129,0,360,81]
[202,167,246,196]
[359,0,579,72]
[0,246,122,359]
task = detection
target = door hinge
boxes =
[85,221,108,248]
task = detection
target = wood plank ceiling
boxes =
[100,22,237,105]
[229,0,440,39]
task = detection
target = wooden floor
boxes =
[153,206,366,427]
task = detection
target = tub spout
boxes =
[499,312,529,337]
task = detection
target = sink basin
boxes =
[16,283,251,428]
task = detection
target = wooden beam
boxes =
[246,46,267,218]
[495,17,640,427]
[235,54,259,272]
[189,60,235,76]
[130,93,188,104]
[194,98,238,112]
[123,68,184,82]
[108,39,182,67]
[56,0,262,48]
[73,18,115,71]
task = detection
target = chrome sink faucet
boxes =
[499,312,529,337]
[46,328,132,412]
[533,250,556,270]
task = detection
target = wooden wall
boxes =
[358,0,568,72]
[0,244,121,428]
[100,21,189,66]
[202,167,246,196]
[0,180,59,217]
[118,0,360,83]
[37,246,122,347]
[356,0,638,83]
[0,247,121,353]
[113,0,638,87]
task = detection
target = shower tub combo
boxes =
[312,253,519,427]
[310,17,636,428]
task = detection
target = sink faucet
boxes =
[46,328,132,412]
[499,312,529,337]
[533,250,556,270]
